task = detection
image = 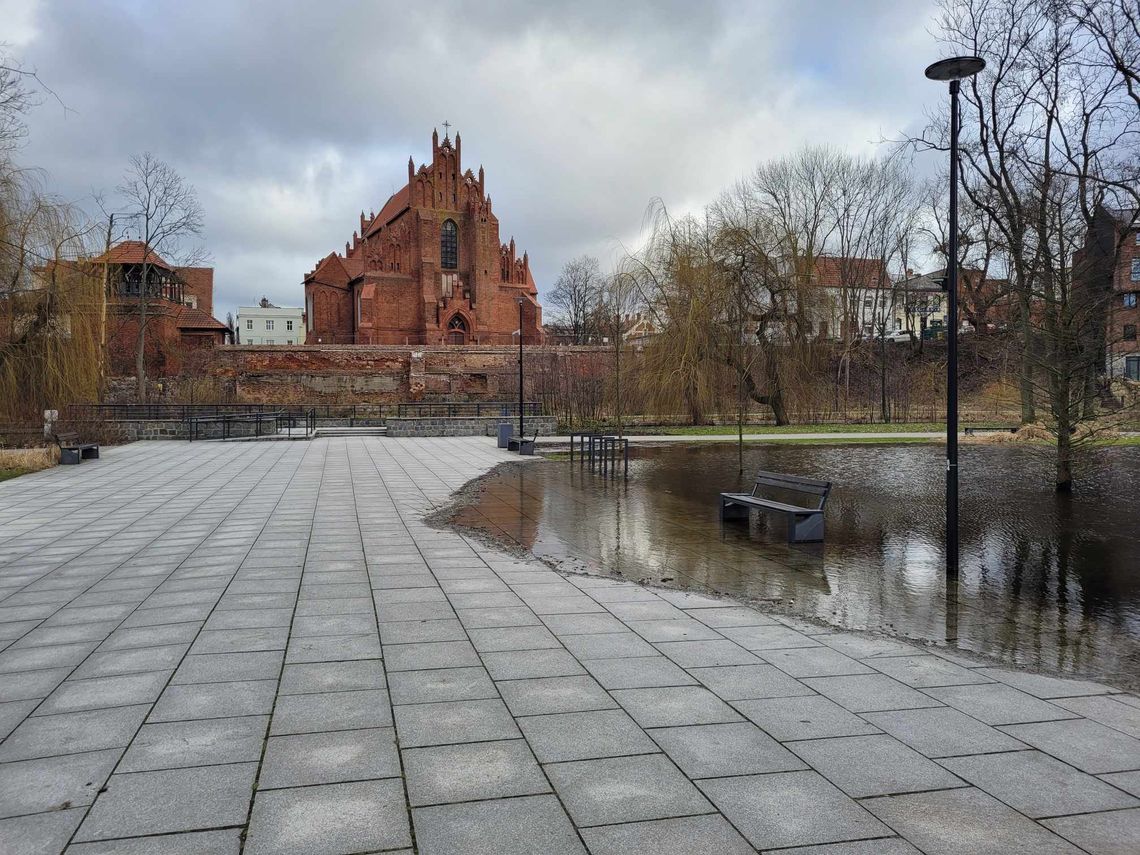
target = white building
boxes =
[236,301,305,345]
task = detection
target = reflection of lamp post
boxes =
[926,55,985,587]
[517,296,525,441]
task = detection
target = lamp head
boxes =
[925,56,985,81]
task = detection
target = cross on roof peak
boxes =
[442,120,451,139]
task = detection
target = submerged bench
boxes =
[720,470,831,543]
[53,431,100,465]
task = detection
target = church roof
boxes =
[364,186,411,238]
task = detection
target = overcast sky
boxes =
[5,0,947,320]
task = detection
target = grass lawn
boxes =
[0,467,32,482]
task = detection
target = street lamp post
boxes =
[517,297,525,442]
[925,55,985,585]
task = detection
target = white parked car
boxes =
[877,329,914,343]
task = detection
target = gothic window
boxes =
[446,313,468,344]
[441,219,458,270]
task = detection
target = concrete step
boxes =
[314,426,388,437]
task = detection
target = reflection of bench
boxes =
[720,470,831,543]
[53,432,100,465]
[964,426,1018,436]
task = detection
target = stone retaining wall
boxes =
[385,415,557,438]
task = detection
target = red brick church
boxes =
[303,129,542,345]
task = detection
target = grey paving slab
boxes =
[149,679,277,721]
[379,618,467,644]
[655,639,762,667]
[736,695,880,741]
[0,698,37,738]
[862,706,1028,758]
[518,708,658,762]
[244,779,411,855]
[285,633,383,663]
[862,787,1084,854]
[1101,770,1140,797]
[975,667,1119,699]
[66,829,242,854]
[612,685,742,727]
[171,650,282,684]
[404,738,550,805]
[118,715,269,772]
[394,698,521,747]
[1042,807,1140,854]
[383,639,481,671]
[279,659,385,693]
[0,667,70,702]
[560,630,659,659]
[583,655,697,689]
[941,750,1139,818]
[698,770,891,850]
[498,674,617,716]
[580,813,755,855]
[36,670,172,715]
[413,794,586,855]
[75,762,258,841]
[925,682,1078,725]
[545,753,712,826]
[772,840,922,855]
[787,733,965,797]
[0,703,151,762]
[1051,694,1140,738]
[0,749,123,819]
[0,808,86,855]
[388,666,498,704]
[803,673,945,713]
[75,645,189,679]
[649,721,806,778]
[760,646,875,678]
[259,727,400,788]
[870,654,994,688]
[999,718,1140,774]
[481,648,586,679]
[270,689,393,735]
[689,662,814,700]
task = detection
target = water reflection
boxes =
[454,443,1140,687]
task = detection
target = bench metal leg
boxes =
[82,447,99,460]
[789,514,825,543]
[720,499,750,522]
[59,449,80,465]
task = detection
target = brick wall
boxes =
[205,344,607,404]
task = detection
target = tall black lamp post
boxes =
[517,296,525,441]
[925,55,985,585]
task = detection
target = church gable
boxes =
[303,128,542,346]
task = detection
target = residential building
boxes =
[237,299,305,345]
[303,128,542,345]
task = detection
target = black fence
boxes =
[67,401,541,423]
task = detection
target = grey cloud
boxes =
[13,0,944,317]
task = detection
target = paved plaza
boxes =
[0,437,1138,854]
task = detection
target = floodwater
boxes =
[452,442,1140,688]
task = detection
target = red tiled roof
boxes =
[90,240,174,270]
[812,256,889,289]
[176,306,228,331]
[364,185,410,238]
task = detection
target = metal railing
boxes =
[188,411,284,442]
[569,432,629,478]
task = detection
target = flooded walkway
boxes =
[0,438,1137,854]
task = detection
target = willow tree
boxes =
[0,169,101,421]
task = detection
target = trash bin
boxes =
[497,423,514,448]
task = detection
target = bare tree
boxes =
[548,255,603,344]
[117,154,204,401]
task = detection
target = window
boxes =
[1127,356,1140,381]
[1135,231,1140,245]
[1124,324,1137,341]
[246,319,253,329]
[1125,293,1138,309]
[1132,258,1140,281]
[286,339,293,345]
[265,339,274,345]
[441,219,458,269]
[265,319,274,330]
[286,320,293,331]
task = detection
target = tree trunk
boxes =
[1018,297,1036,424]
